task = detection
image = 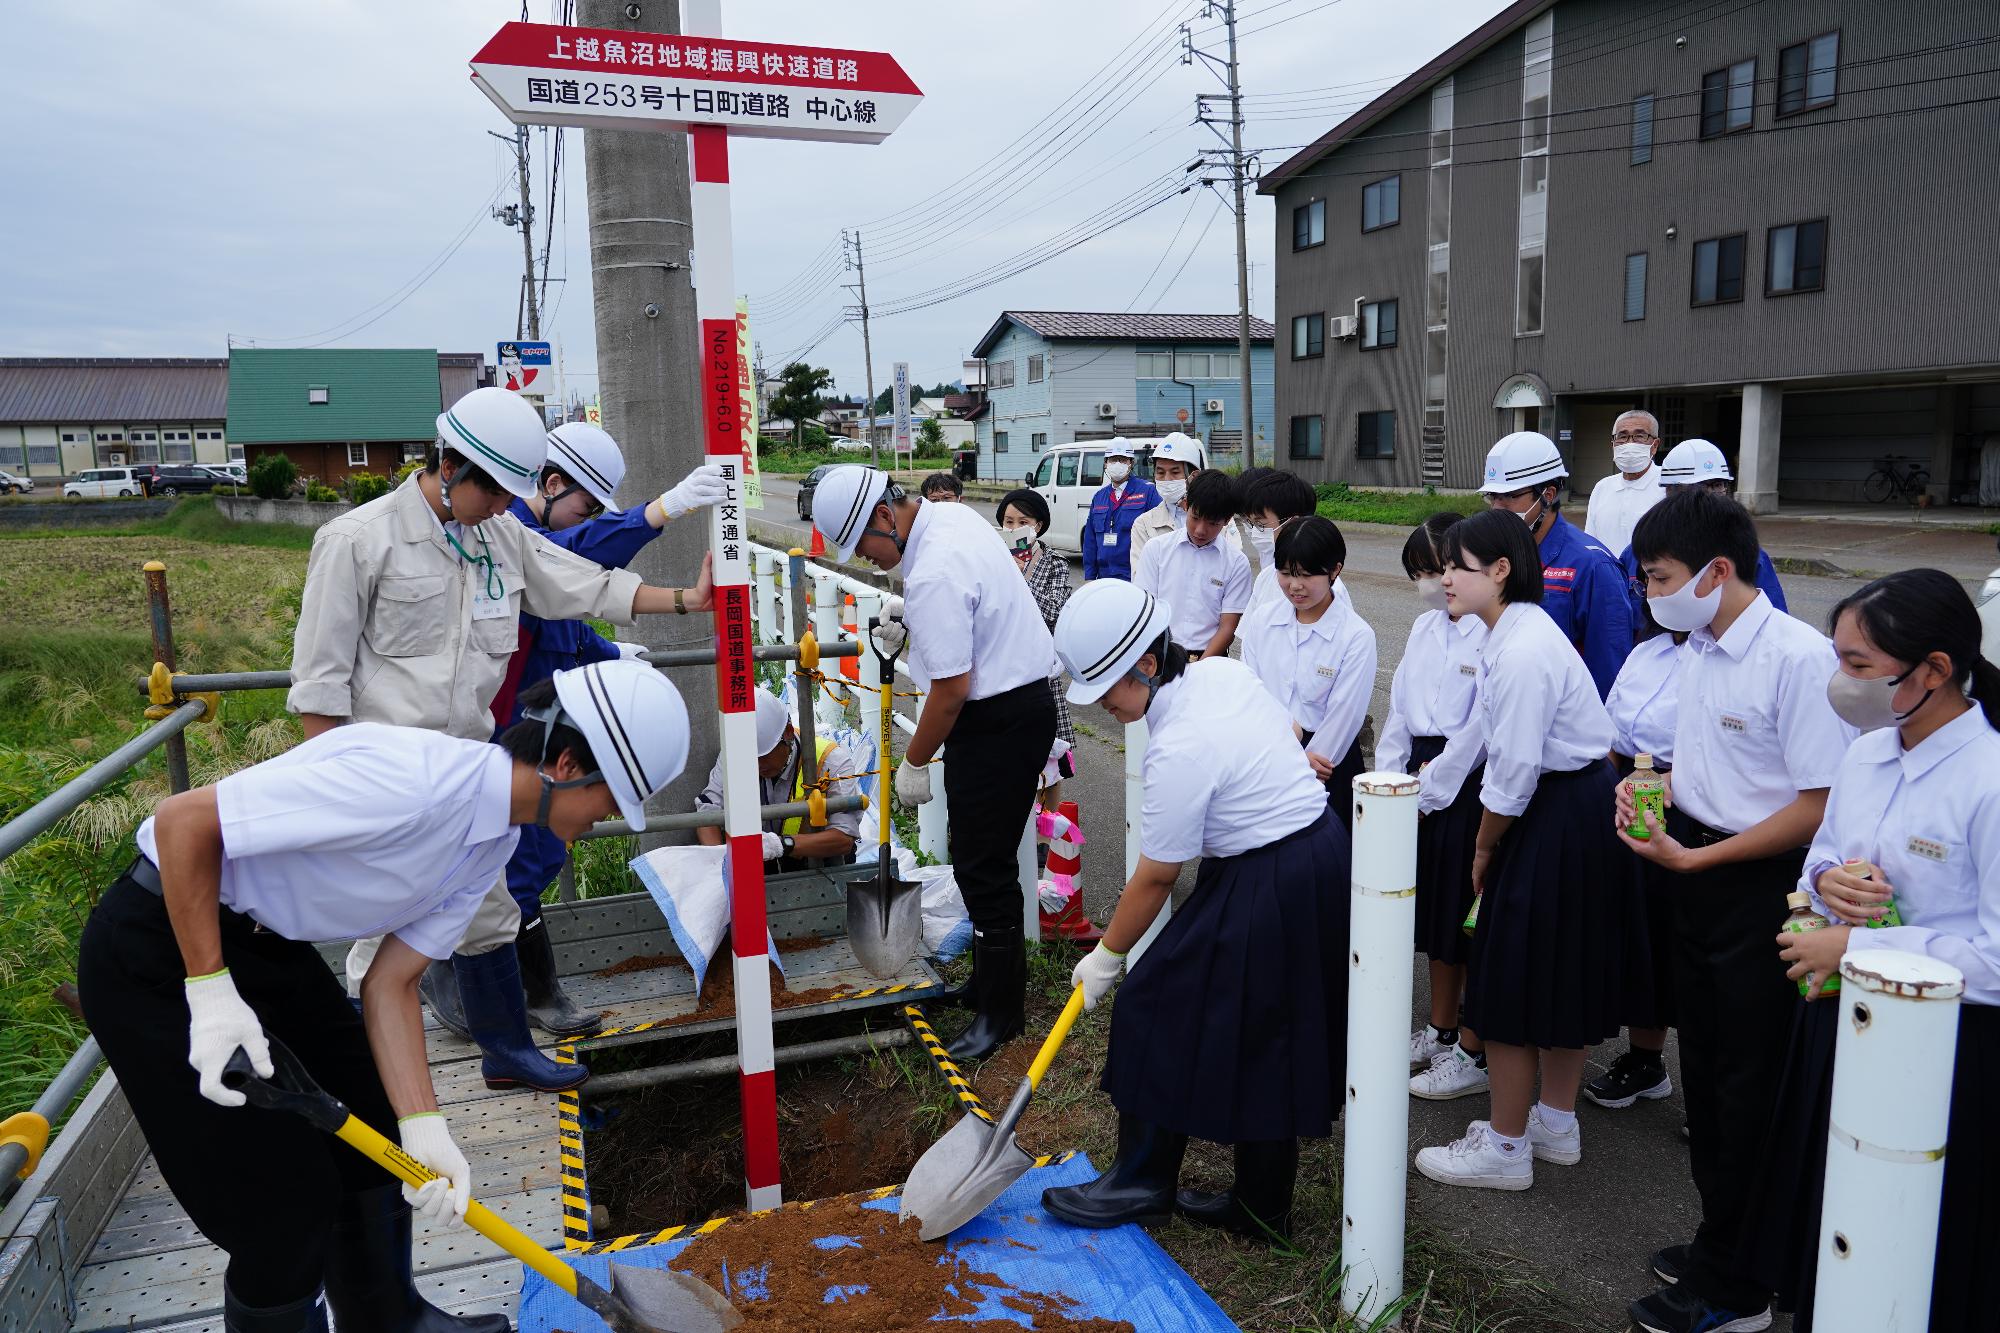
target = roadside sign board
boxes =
[498,340,553,367]
[736,299,762,509]
[469,22,921,144]
[892,361,911,456]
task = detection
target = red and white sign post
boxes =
[472,8,919,1214]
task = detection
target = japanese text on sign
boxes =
[523,79,878,124]
[544,34,863,83]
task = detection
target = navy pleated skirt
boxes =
[1406,734,1482,966]
[1299,730,1369,832]
[1461,759,1642,1050]
[1740,998,2000,1331]
[1101,807,1351,1143]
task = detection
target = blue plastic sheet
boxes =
[518,1155,1238,1331]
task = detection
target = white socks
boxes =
[1536,1102,1577,1133]
[1490,1128,1528,1156]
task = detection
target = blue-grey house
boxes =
[966,312,1276,482]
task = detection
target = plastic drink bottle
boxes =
[1782,891,1840,998]
[1626,754,1667,840]
[1845,859,1901,926]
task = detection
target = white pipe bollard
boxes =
[854,590,886,772]
[755,550,781,641]
[1018,812,1040,943]
[918,748,950,862]
[1341,772,1420,1326]
[1123,716,1170,970]
[811,575,844,726]
[776,550,797,639]
[1813,949,1964,1332]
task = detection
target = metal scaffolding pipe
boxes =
[572,794,865,842]
[581,1026,909,1094]
[0,699,208,864]
[0,1037,104,1204]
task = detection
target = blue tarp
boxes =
[517,1155,1238,1331]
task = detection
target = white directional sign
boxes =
[469,22,921,144]
[892,361,912,456]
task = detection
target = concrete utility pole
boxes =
[577,0,711,833]
[1189,2,1257,466]
[843,229,881,469]
[491,124,542,340]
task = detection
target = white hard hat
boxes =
[1660,438,1733,486]
[1152,433,1205,470]
[1479,431,1568,494]
[436,387,548,501]
[545,422,626,513]
[753,687,791,755]
[1054,580,1174,706]
[809,465,894,560]
[546,659,691,832]
[1102,437,1135,460]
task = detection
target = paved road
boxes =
[751,474,2000,1327]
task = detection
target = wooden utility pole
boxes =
[844,229,880,468]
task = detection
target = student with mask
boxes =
[1734,569,2000,1333]
[1412,510,1630,1192]
[694,687,862,868]
[1240,470,1342,614]
[1616,439,1787,627]
[1134,468,1253,660]
[1038,579,1349,1243]
[1380,513,1492,1100]
[1615,486,1856,1333]
[1584,410,1666,556]
[1479,431,1633,699]
[1240,516,1375,829]
[810,466,1057,1061]
[1128,434,1258,569]
[1078,439,1158,583]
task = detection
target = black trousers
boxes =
[1668,812,1806,1311]
[940,682,1058,936]
[77,873,401,1307]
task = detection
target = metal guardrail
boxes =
[0,699,207,864]
[0,1038,103,1200]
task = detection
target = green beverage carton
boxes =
[1626,754,1667,840]
[1461,892,1481,937]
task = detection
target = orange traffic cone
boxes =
[1039,799,1103,942]
[808,526,826,557]
[840,593,860,681]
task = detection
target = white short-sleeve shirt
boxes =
[1139,658,1329,862]
[1584,465,1665,557]
[1376,609,1487,813]
[1134,526,1253,651]
[899,498,1058,700]
[1240,593,1377,761]
[135,724,519,960]
[1605,632,1688,764]
[1477,603,1616,817]
[1670,594,1857,835]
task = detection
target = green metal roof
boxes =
[226,348,441,443]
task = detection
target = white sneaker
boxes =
[1409,1045,1490,1100]
[1526,1105,1582,1165]
[1414,1120,1533,1191]
[1409,1025,1451,1071]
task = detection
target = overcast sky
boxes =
[9,0,1508,401]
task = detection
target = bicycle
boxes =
[1861,455,1930,505]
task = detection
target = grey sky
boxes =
[8,0,1508,402]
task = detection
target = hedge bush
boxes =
[247,453,297,500]
[305,482,341,503]
[343,471,391,506]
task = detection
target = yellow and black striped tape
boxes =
[554,1042,592,1251]
[578,980,928,1044]
[901,1005,993,1124]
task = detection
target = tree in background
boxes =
[915,417,948,459]
[769,362,835,446]
[247,453,297,500]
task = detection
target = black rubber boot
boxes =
[518,905,602,1037]
[418,959,470,1042]
[1041,1113,1188,1229]
[943,927,1025,1062]
[223,1282,328,1332]
[1175,1138,1298,1243]
[454,945,588,1092]
[323,1185,511,1332]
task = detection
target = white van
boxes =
[1026,441,1158,554]
[62,467,146,498]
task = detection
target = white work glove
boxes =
[894,758,933,806]
[658,463,730,520]
[761,831,785,861]
[870,619,908,660]
[615,640,649,661]
[184,969,271,1108]
[398,1112,473,1226]
[1071,943,1127,1012]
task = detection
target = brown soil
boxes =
[667,1192,1133,1332]
[593,953,860,1028]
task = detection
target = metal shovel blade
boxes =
[899,1078,1037,1241]
[576,1263,743,1333]
[846,870,923,979]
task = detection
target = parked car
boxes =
[63,467,146,498]
[0,469,33,495]
[198,463,247,488]
[1980,536,2000,669]
[797,463,837,521]
[143,464,228,496]
[1026,441,1158,554]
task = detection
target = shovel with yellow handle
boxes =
[223,1040,740,1333]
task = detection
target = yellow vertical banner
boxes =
[736,298,763,510]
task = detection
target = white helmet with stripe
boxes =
[1479,430,1568,494]
[544,422,626,514]
[436,387,547,501]
[1054,579,1174,706]
[753,686,791,755]
[543,659,691,832]
[1659,438,1733,486]
[809,464,896,560]
[1151,432,1206,471]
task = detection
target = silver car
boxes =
[0,469,32,495]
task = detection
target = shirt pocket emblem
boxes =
[1719,714,1747,734]
[1907,836,1948,863]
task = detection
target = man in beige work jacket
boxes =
[291,386,727,1092]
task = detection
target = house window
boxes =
[1135,350,1174,376]
[1624,252,1648,321]
[1700,58,1756,138]
[1515,13,1552,338]
[1289,415,1323,460]
[1027,354,1045,384]
[1766,219,1827,295]
[346,443,369,466]
[229,443,246,462]
[165,438,193,462]
[1031,431,1048,452]
[1692,233,1747,305]
[62,432,79,443]
[1357,410,1396,460]
[308,385,331,405]
[1173,351,1211,378]
[27,444,59,466]
[988,359,1016,390]
[1292,313,1324,359]
[1361,300,1398,350]
[402,442,426,461]
[1778,32,1839,116]
[1293,198,1325,250]
[1361,175,1400,232]
[1210,350,1239,378]
[994,430,1009,453]
[1630,93,1654,165]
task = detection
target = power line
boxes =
[1144,197,1228,313]
[1124,189,1206,310]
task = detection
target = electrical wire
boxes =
[1143,197,1228,313]
[1122,189,1206,310]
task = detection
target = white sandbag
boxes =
[627,844,783,994]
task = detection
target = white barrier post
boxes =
[1813,949,1963,1331]
[1342,771,1420,1326]
[777,545,799,640]
[1018,813,1040,943]
[1123,716,1169,969]
[752,549,779,642]
[811,573,843,732]
[918,748,950,862]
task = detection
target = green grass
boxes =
[1315,484,1485,530]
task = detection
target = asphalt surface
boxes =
[751,475,2000,1328]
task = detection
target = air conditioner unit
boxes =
[1204,398,1225,414]
[1095,402,1118,419]
[105,453,126,466]
[1329,315,1359,340]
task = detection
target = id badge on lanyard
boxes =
[448,529,510,620]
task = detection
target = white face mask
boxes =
[1647,560,1723,634]
[1248,525,1275,562]
[1825,666,1931,732]
[1613,444,1655,475]
[1156,478,1187,506]
[1105,461,1131,484]
[1415,576,1448,612]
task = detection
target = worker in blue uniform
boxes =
[1479,431,1633,699]
[1617,438,1787,627]
[1079,439,1159,582]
